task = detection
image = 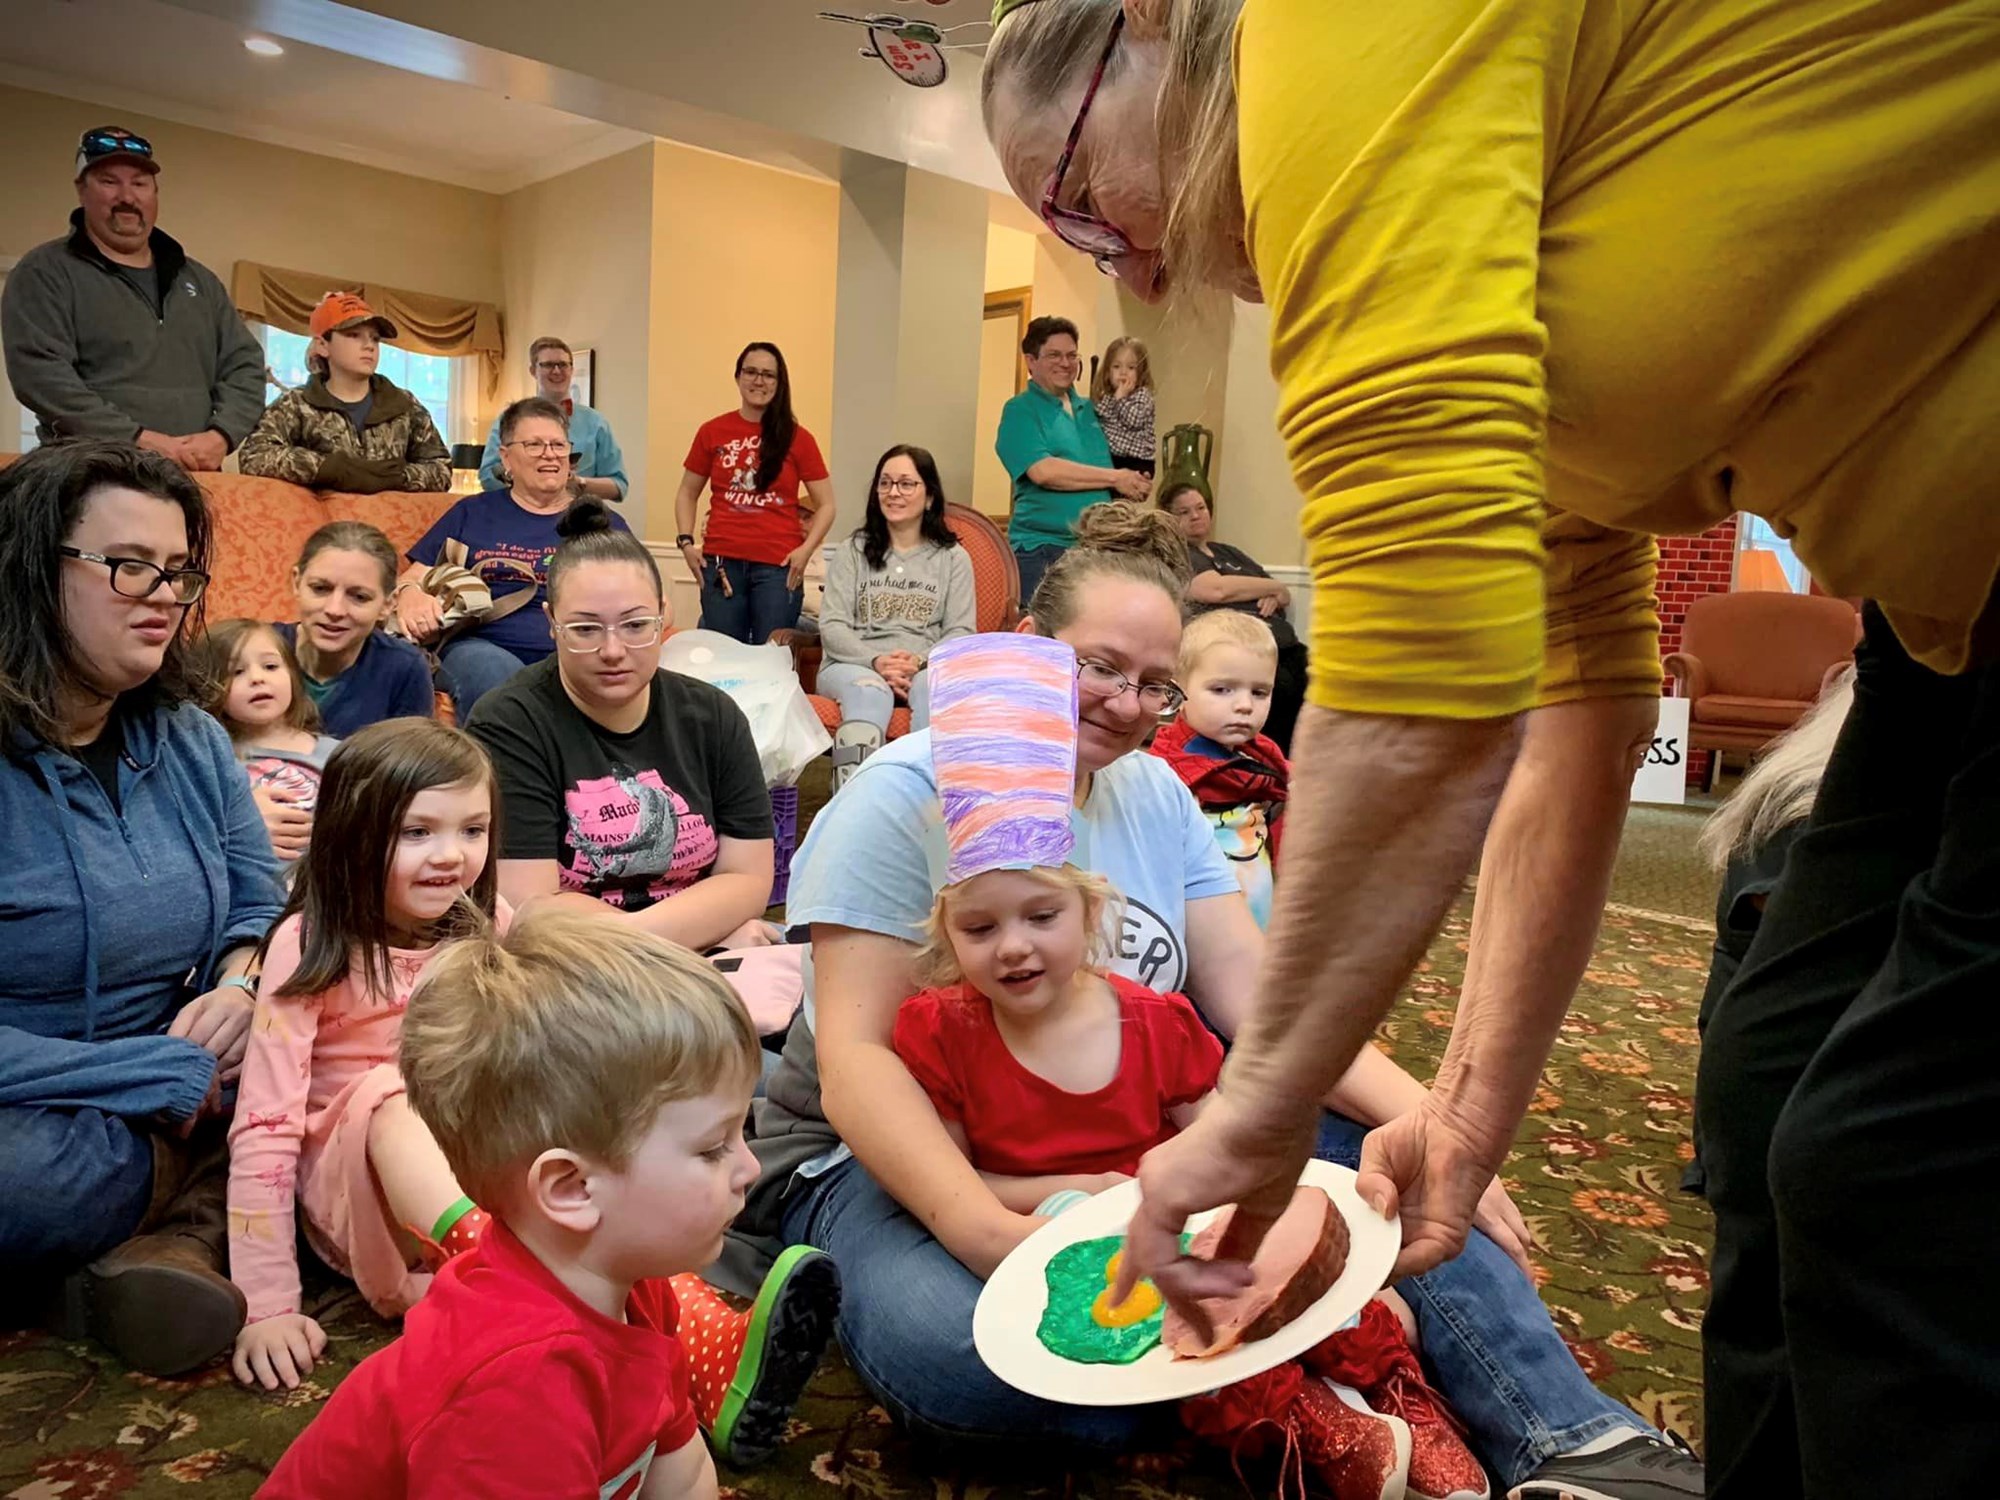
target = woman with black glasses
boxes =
[466,499,775,952]
[672,342,838,644]
[396,396,632,720]
[0,441,282,1377]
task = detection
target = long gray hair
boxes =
[1697,670,1855,872]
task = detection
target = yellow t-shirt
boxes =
[1236,0,2000,716]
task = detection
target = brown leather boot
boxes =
[50,1120,245,1377]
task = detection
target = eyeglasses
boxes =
[555,616,665,653]
[1076,655,1183,717]
[876,477,925,495]
[534,360,573,374]
[59,546,208,605]
[1038,12,1134,273]
[504,438,571,457]
[739,369,780,385]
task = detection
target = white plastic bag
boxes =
[661,630,831,787]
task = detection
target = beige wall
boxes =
[984,222,1037,294]
[0,84,503,305]
[1214,299,1301,564]
[500,145,656,524]
[649,141,839,544]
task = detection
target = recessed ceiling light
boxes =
[243,37,285,56]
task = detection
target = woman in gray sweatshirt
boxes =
[817,445,976,786]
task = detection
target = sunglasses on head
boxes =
[79,128,154,162]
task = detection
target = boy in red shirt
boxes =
[1149,610,1290,928]
[262,911,788,1499]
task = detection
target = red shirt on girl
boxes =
[683,412,829,566]
[892,972,1224,1179]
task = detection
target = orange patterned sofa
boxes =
[776,503,1022,741]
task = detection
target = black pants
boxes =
[1109,453,1155,477]
[1695,602,1999,1497]
[1266,641,1308,754]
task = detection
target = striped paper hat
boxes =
[926,633,1082,887]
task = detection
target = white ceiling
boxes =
[0,0,653,194]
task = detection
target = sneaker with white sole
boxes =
[1506,1432,1703,1500]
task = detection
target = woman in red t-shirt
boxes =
[673,342,838,643]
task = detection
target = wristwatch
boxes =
[675,534,696,549]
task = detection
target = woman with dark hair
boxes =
[816,445,976,786]
[275,521,434,737]
[672,342,838,644]
[1161,482,1307,752]
[0,440,283,1377]
[396,396,631,720]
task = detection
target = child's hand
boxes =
[253,783,314,860]
[232,1313,327,1390]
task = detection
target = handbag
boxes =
[397,537,542,651]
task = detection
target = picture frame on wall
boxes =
[570,348,595,408]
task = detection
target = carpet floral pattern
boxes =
[0,899,1711,1498]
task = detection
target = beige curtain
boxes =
[231,261,505,398]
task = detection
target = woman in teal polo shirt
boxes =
[994,315,1152,603]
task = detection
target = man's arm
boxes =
[207,294,269,448]
[1,256,143,440]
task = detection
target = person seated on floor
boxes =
[189,618,341,879]
[466,499,778,953]
[237,293,451,494]
[732,502,1695,1496]
[259,909,813,1494]
[275,521,435,737]
[476,335,627,502]
[226,720,503,1390]
[816,443,976,788]
[895,632,1488,1500]
[1149,609,1289,928]
[0,441,282,1377]
[396,398,629,720]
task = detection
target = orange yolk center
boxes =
[1090,1249,1162,1327]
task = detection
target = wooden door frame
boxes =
[983,286,1033,395]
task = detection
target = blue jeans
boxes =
[781,1113,1647,1483]
[1012,544,1068,613]
[436,635,531,721]
[699,557,802,644]
[0,1107,154,1271]
[815,662,933,735]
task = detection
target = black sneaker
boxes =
[1507,1433,1703,1500]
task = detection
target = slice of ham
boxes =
[1162,1185,1350,1359]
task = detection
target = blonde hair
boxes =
[1030,500,1190,627]
[1178,609,1277,681]
[1092,336,1155,403]
[1697,670,1855,872]
[399,908,760,1204]
[985,0,1248,299]
[915,865,1120,989]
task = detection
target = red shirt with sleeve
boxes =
[683,411,829,566]
[261,1220,698,1500]
[891,973,1225,1178]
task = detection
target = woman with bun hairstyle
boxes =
[464,498,777,953]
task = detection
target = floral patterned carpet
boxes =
[0,898,1712,1499]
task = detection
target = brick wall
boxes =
[1657,518,1739,660]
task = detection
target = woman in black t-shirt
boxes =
[1162,482,1308,752]
[466,500,775,950]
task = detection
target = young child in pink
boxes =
[227,718,505,1391]
[892,635,1489,1500]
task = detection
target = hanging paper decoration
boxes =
[819,11,983,87]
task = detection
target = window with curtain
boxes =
[259,327,469,443]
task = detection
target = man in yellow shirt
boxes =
[985,0,1997,1494]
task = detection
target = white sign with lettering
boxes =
[1631,696,1692,805]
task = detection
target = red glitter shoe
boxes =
[1305,1300,1490,1500]
[1183,1360,1411,1500]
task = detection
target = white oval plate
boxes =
[972,1160,1400,1406]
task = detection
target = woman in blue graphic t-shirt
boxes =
[396,396,630,720]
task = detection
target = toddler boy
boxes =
[1151,610,1290,928]
[262,910,808,1498]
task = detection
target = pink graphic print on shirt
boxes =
[561,769,717,908]
[245,757,322,813]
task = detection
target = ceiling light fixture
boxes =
[243,37,285,56]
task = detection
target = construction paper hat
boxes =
[925,633,1086,888]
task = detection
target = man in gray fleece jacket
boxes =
[2,127,264,468]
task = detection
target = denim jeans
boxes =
[781,1112,1647,1482]
[1012,544,1068,614]
[699,557,802,645]
[815,662,933,735]
[0,1106,155,1271]
[435,635,531,721]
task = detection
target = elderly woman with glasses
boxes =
[397,396,632,720]
[0,441,282,1378]
[464,497,776,954]
[475,335,628,502]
